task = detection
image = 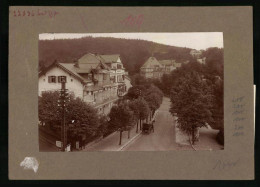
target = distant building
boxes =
[38,53,130,115]
[140,57,182,79]
[190,49,202,58]
[196,57,206,64]
[158,60,176,74]
[140,57,164,79]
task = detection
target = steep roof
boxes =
[76,53,110,71]
[39,62,91,84]
[100,54,120,63]
[141,57,162,69]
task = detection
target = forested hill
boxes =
[39,36,193,74]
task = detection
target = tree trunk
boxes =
[128,130,130,139]
[119,130,122,145]
[136,121,138,133]
[192,127,195,145]
[139,119,142,130]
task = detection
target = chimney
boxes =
[73,59,79,68]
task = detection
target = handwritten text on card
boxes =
[11,9,59,18]
[232,96,246,136]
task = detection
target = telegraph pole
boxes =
[58,80,68,152]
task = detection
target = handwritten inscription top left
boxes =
[10,9,59,18]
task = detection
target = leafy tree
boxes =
[170,71,214,144]
[66,97,100,136]
[202,47,224,78]
[210,77,224,145]
[129,74,148,86]
[97,115,110,138]
[38,91,61,128]
[125,85,146,100]
[109,104,134,145]
[143,84,163,119]
[129,97,150,133]
[39,91,101,145]
[144,92,162,120]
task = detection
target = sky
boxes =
[39,32,223,50]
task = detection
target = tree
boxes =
[109,104,134,145]
[169,71,214,144]
[38,91,61,128]
[39,91,101,146]
[129,97,150,132]
[211,77,224,145]
[125,85,146,100]
[144,92,162,120]
[202,47,224,78]
[144,84,163,120]
[66,97,100,137]
[96,115,110,138]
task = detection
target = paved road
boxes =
[122,97,179,151]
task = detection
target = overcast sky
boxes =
[39,32,223,50]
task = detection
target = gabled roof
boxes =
[76,53,110,72]
[141,57,162,69]
[39,62,91,84]
[100,54,120,63]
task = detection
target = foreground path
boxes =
[122,97,179,151]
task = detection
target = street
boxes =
[122,97,179,151]
[122,97,223,151]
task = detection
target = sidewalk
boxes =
[81,125,142,151]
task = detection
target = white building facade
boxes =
[39,53,131,115]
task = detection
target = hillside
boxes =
[38,36,193,74]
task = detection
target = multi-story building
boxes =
[140,57,182,79]
[38,53,130,115]
[140,57,164,79]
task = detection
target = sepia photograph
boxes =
[38,32,224,152]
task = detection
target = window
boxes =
[110,76,115,83]
[117,64,122,69]
[58,76,67,83]
[48,76,56,83]
[94,93,97,102]
[103,74,107,80]
[88,73,92,80]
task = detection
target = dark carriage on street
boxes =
[142,122,154,134]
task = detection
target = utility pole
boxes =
[58,80,69,152]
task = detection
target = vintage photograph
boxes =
[38,32,224,152]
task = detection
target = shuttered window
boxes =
[58,76,67,83]
[48,76,56,83]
